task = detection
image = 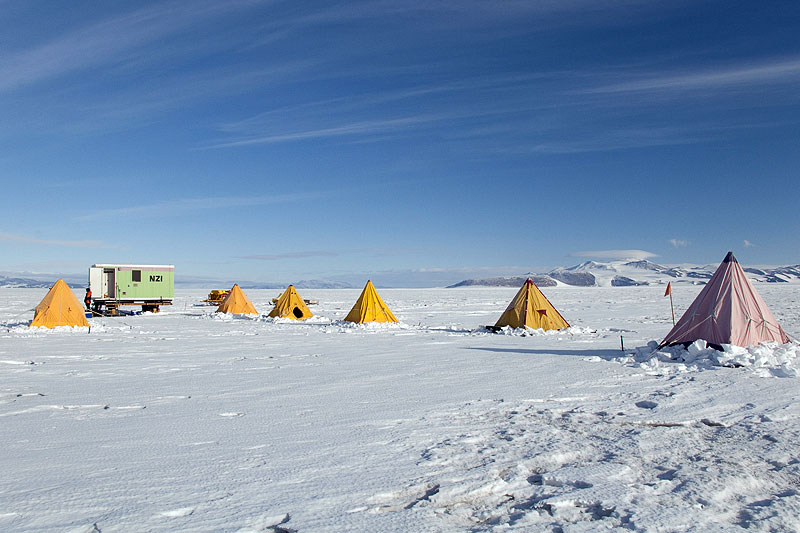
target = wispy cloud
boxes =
[582,56,800,95]
[244,0,664,40]
[75,193,321,221]
[670,238,689,248]
[487,116,800,155]
[209,84,564,148]
[4,0,612,97]
[216,74,546,135]
[69,60,321,135]
[570,249,657,261]
[0,231,115,249]
[743,240,756,248]
[240,247,420,261]
[213,59,783,153]
[241,251,340,261]
[517,134,705,154]
[1,0,652,97]
[0,0,264,93]
[209,115,440,148]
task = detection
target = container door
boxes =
[105,269,115,298]
[88,268,102,295]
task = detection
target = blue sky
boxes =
[1,1,798,286]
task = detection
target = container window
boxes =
[132,270,142,282]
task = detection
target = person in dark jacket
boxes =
[84,288,92,310]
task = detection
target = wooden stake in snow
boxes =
[665,282,675,325]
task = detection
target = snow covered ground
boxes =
[1,286,799,532]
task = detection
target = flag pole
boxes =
[669,290,675,325]
[665,282,675,325]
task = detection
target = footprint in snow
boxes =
[635,400,658,409]
[66,523,101,533]
[236,512,293,532]
[367,482,440,513]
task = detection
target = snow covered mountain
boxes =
[448,273,557,288]
[448,259,800,288]
[3,261,798,289]
[0,274,85,288]
[0,275,354,290]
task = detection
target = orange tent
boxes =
[268,285,312,320]
[494,278,569,331]
[344,280,398,323]
[30,279,90,328]
[216,284,258,315]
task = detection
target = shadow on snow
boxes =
[466,347,626,359]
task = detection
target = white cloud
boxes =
[210,115,437,148]
[75,193,321,221]
[210,99,544,148]
[521,134,704,154]
[240,247,423,262]
[743,240,755,248]
[241,251,339,261]
[669,238,688,248]
[583,56,800,95]
[0,231,114,249]
[570,249,657,261]
[0,0,264,93]
[209,80,567,149]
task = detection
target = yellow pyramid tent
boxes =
[268,285,313,320]
[216,284,258,315]
[344,280,398,323]
[30,279,90,328]
[494,279,569,331]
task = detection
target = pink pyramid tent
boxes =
[661,252,790,348]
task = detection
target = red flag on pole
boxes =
[664,282,672,296]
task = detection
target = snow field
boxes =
[1,286,799,531]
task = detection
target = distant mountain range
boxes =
[0,271,89,289]
[0,275,58,288]
[3,261,799,289]
[0,274,354,290]
[447,259,800,288]
[237,280,355,290]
